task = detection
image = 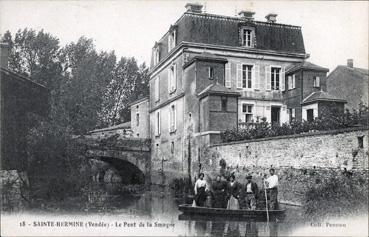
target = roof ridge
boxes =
[184,12,302,29]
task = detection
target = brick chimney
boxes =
[265,13,277,23]
[238,10,255,21]
[185,3,203,13]
[347,59,353,68]
[0,42,10,69]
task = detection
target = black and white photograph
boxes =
[0,1,368,236]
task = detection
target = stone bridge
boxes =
[77,135,151,185]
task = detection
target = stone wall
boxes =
[209,127,368,170]
[199,127,368,204]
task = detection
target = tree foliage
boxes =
[1,28,150,201]
[2,29,150,133]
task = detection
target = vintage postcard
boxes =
[0,0,368,236]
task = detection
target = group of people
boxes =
[193,168,279,210]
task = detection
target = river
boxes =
[38,182,366,236]
[2,182,367,236]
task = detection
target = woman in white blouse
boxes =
[194,173,208,207]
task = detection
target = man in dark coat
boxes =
[243,175,259,210]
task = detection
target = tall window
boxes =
[136,113,140,126]
[169,104,176,132]
[271,67,280,90]
[154,77,160,102]
[221,96,227,112]
[171,141,175,154]
[242,104,253,123]
[313,76,320,87]
[241,29,252,47]
[155,110,161,136]
[208,67,214,80]
[168,64,176,93]
[288,108,296,122]
[168,30,176,52]
[242,65,253,89]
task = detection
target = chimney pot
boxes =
[265,13,278,23]
[0,42,10,69]
[347,59,353,68]
[238,10,255,21]
[185,3,203,13]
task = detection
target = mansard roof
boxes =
[153,11,306,66]
[301,90,347,105]
[286,61,329,74]
[198,82,240,99]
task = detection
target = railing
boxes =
[238,122,257,130]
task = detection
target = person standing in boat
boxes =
[212,175,227,208]
[243,175,259,210]
[194,173,208,207]
[226,174,240,210]
[265,168,279,210]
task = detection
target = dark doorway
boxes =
[271,106,281,125]
[307,109,314,122]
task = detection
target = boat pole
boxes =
[263,179,270,224]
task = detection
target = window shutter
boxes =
[292,74,296,89]
[251,65,255,89]
[236,64,242,88]
[254,65,260,90]
[225,63,231,88]
[173,64,177,91]
[174,104,177,130]
[317,77,320,87]
[281,66,285,91]
[265,66,271,91]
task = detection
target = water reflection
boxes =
[61,182,367,236]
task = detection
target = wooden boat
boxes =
[178,204,286,221]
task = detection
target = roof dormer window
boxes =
[168,26,177,52]
[240,27,255,48]
[153,46,160,66]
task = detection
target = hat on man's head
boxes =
[246,175,252,179]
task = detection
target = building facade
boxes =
[326,59,368,111]
[136,3,346,184]
[130,97,150,138]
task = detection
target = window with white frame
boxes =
[154,77,160,102]
[271,67,280,90]
[155,110,161,136]
[265,66,285,91]
[168,30,176,52]
[242,65,253,89]
[168,64,176,93]
[153,47,160,66]
[313,76,320,87]
[241,28,253,47]
[169,104,176,133]
[225,63,231,88]
[208,67,214,80]
[242,104,253,123]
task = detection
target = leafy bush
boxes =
[304,171,368,220]
[221,108,367,142]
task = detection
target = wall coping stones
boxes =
[211,126,369,147]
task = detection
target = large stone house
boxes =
[326,59,368,111]
[132,3,346,184]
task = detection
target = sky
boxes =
[0,0,368,72]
